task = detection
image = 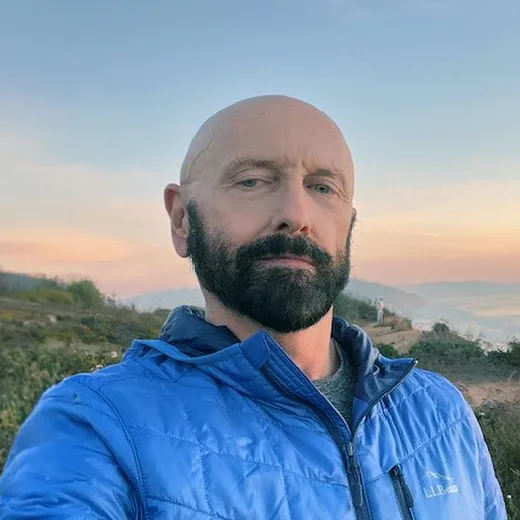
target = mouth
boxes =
[258,255,315,269]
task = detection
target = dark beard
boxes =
[186,200,352,333]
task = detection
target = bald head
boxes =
[165,94,357,311]
[179,95,354,201]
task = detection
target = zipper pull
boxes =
[390,465,415,508]
[345,442,364,509]
[350,471,364,509]
[346,441,354,457]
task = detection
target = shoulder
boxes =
[39,356,149,406]
[403,367,471,408]
[10,352,194,473]
[383,368,476,442]
[367,366,486,470]
[406,367,467,402]
[26,359,150,449]
[39,347,191,417]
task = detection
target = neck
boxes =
[202,291,339,380]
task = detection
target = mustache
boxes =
[236,234,332,266]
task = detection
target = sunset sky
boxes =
[1,0,519,297]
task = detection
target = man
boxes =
[0,96,506,519]
[376,297,385,325]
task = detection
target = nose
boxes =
[270,179,312,235]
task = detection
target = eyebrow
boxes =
[222,157,348,189]
[222,157,284,178]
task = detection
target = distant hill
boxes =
[400,281,520,300]
[127,279,425,314]
[0,271,47,292]
[127,287,205,311]
[345,279,425,312]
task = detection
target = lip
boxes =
[259,255,314,268]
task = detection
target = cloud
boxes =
[0,230,129,263]
[351,251,520,286]
[353,176,520,259]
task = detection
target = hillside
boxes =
[1,272,520,517]
[127,278,425,313]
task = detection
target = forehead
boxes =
[193,100,354,189]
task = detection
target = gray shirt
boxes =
[313,339,357,427]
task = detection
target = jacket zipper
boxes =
[346,440,366,517]
[261,353,418,520]
[390,464,415,520]
[261,364,372,519]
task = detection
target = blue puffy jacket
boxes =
[0,306,506,519]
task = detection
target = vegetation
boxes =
[0,343,123,470]
[333,293,379,322]
[0,271,107,309]
[480,405,520,519]
[333,292,412,331]
[0,274,519,517]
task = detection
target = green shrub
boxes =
[507,339,520,367]
[0,344,123,471]
[478,406,520,519]
[432,321,452,337]
[486,349,512,365]
[0,322,47,346]
[1,274,107,310]
[389,316,413,331]
[376,343,401,358]
[333,293,377,322]
[68,280,105,309]
[411,337,485,362]
[17,288,75,305]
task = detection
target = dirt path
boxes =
[364,324,423,354]
[455,381,520,410]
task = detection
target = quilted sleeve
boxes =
[0,378,139,519]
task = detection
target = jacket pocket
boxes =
[390,464,415,520]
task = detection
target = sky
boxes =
[1,0,519,297]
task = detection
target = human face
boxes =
[171,97,356,331]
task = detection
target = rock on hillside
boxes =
[364,324,423,354]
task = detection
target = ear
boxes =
[164,183,189,258]
[346,207,357,242]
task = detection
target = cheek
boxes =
[211,200,269,243]
[315,208,352,248]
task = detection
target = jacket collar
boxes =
[126,305,416,420]
[158,305,239,356]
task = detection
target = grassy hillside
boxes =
[0,273,519,517]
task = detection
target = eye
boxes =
[311,184,333,194]
[236,178,271,189]
[240,179,259,188]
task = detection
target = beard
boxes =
[185,200,353,333]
